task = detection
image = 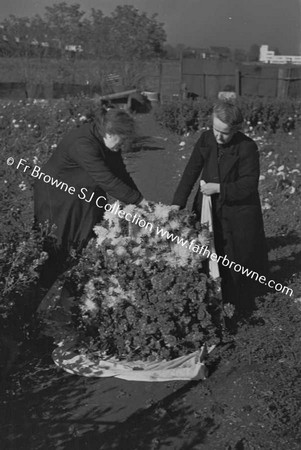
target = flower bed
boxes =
[154,97,301,135]
[65,202,226,363]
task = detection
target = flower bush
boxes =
[66,202,225,362]
[153,98,212,134]
[257,130,301,236]
[154,97,301,135]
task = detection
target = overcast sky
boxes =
[0,0,300,54]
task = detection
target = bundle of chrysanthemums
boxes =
[63,201,232,368]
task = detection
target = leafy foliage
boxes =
[154,97,301,135]
[67,202,224,361]
[0,3,166,60]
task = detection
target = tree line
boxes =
[0,2,279,63]
[0,2,167,60]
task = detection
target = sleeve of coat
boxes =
[172,136,205,208]
[108,151,140,192]
[220,141,259,203]
[72,141,143,205]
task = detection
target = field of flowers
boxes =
[1,96,301,448]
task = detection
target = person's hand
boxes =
[170,205,180,211]
[200,182,220,196]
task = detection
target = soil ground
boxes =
[1,111,300,450]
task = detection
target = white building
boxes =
[260,45,301,65]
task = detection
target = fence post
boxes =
[235,68,241,96]
[277,67,289,98]
[158,60,163,103]
[180,51,183,98]
[203,74,207,99]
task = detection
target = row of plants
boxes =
[154,96,301,134]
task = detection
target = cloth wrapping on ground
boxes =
[38,281,213,382]
[200,180,220,280]
[52,341,209,381]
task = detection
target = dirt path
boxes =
[1,112,300,450]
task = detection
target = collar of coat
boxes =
[202,130,240,182]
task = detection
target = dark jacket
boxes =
[172,129,268,275]
[34,122,142,252]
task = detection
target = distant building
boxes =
[209,46,231,60]
[65,44,83,53]
[259,45,301,65]
[181,46,231,60]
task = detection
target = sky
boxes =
[0,0,300,54]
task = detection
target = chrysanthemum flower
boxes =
[94,226,109,246]
[153,203,171,222]
[169,219,181,230]
[115,245,128,256]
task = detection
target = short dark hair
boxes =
[213,100,244,130]
[95,108,136,140]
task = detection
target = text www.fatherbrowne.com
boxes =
[156,227,293,297]
[7,157,292,297]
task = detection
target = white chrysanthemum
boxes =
[180,226,192,238]
[102,292,120,308]
[132,246,142,255]
[169,219,181,230]
[82,297,99,314]
[118,236,131,247]
[153,203,171,222]
[198,231,211,247]
[115,245,128,256]
[133,258,143,265]
[81,280,99,315]
[148,236,161,246]
[123,204,136,216]
[138,224,152,236]
[94,225,109,246]
[109,275,119,285]
[104,204,119,226]
[109,237,122,246]
[172,244,190,266]
[131,247,146,257]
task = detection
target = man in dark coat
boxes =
[172,100,268,315]
[34,108,147,286]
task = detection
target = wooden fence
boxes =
[159,59,301,101]
[0,59,301,101]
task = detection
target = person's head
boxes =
[212,100,243,145]
[95,107,136,151]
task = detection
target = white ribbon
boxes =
[200,180,220,279]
